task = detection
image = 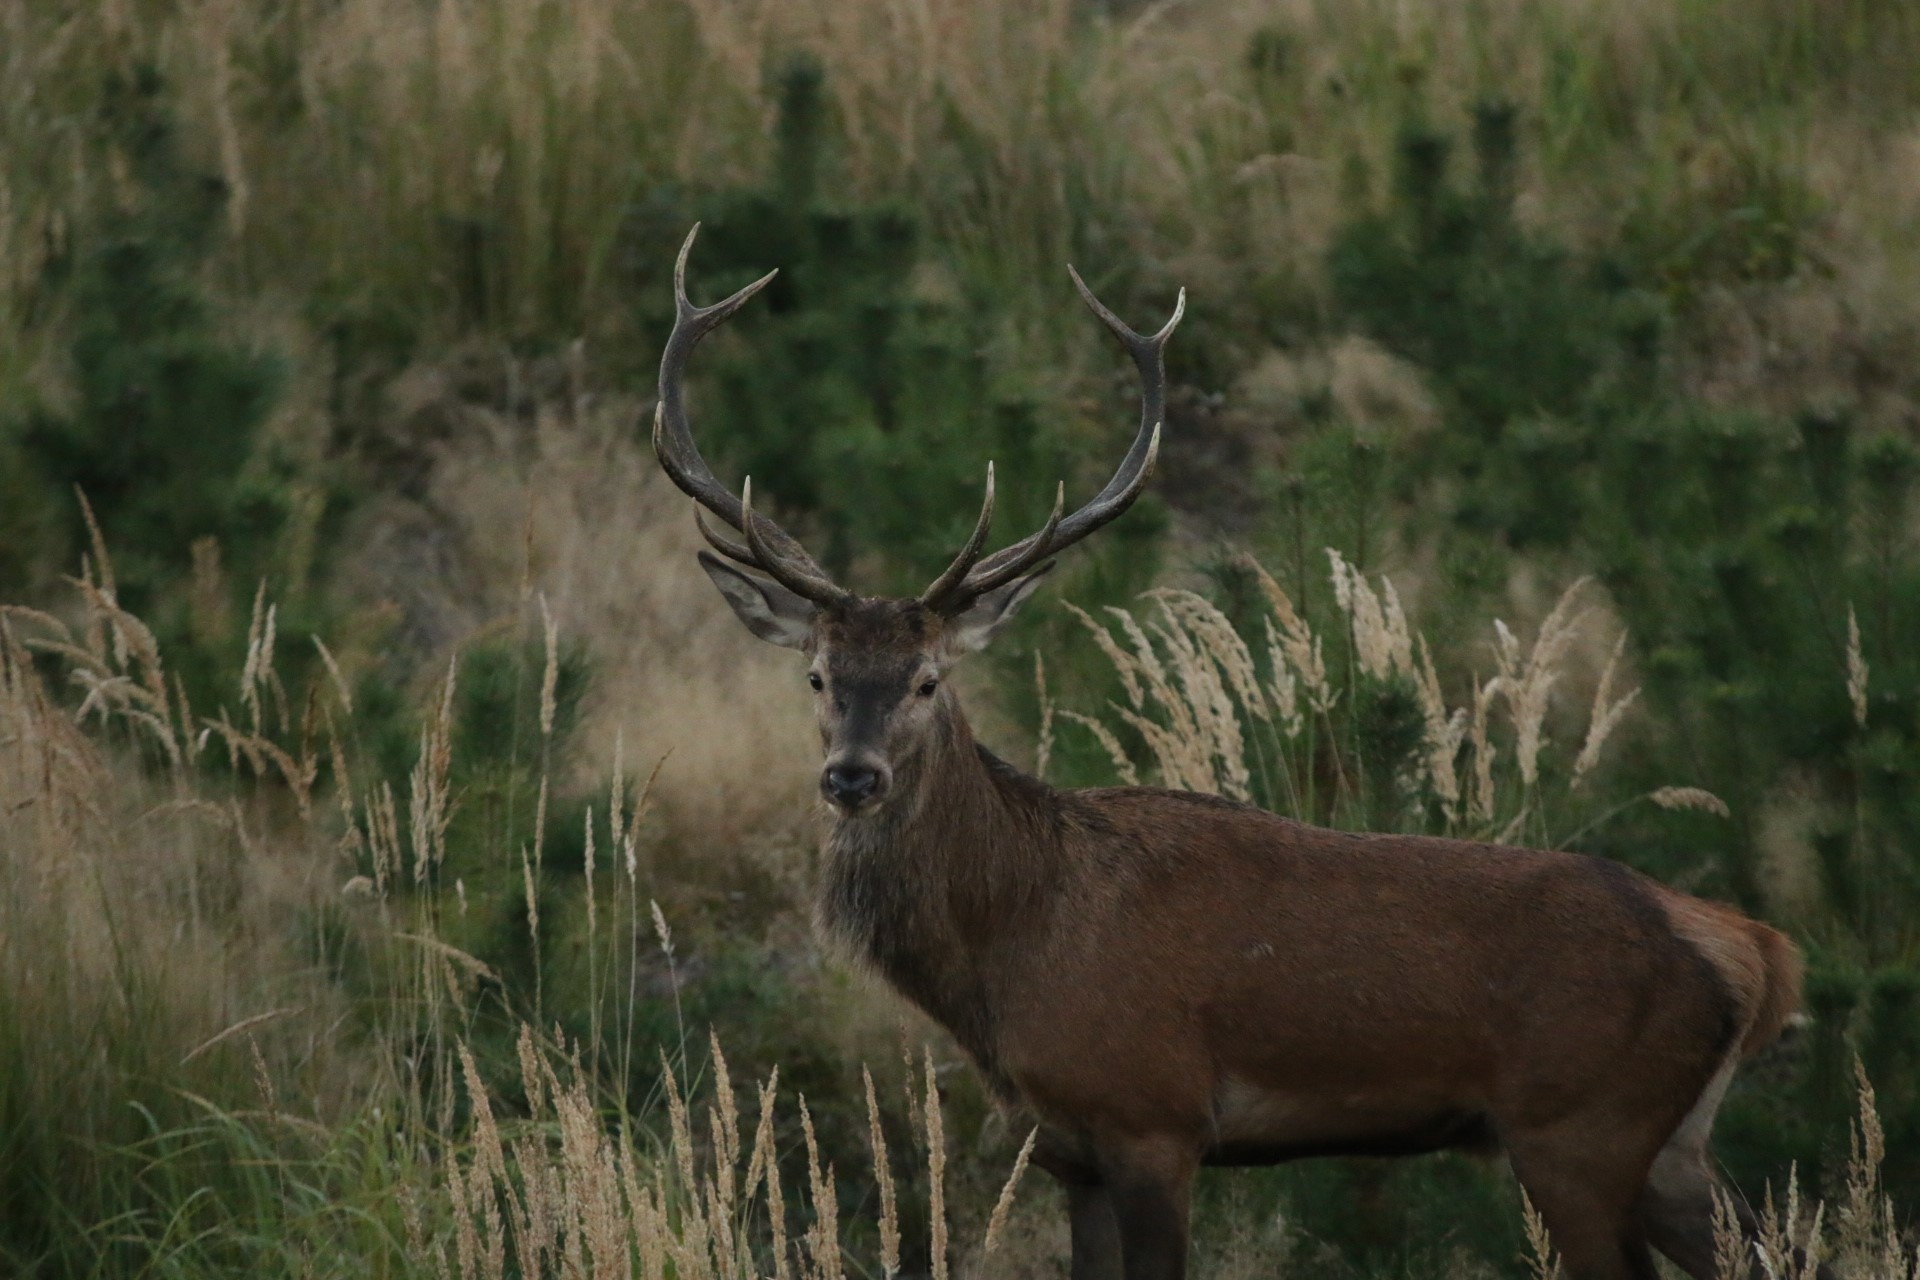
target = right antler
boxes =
[919,267,1185,614]
[655,224,849,606]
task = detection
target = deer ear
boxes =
[944,562,1055,656]
[698,551,816,650]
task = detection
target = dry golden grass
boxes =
[1502,1064,1919,1279]
[1063,551,1743,849]
[4,471,1917,1279]
[2,524,1044,1276]
[5,0,1919,422]
[332,362,818,857]
[0,556,368,1121]
[416,1019,1040,1280]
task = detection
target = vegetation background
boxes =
[4,0,1920,1274]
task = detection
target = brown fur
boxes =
[792,614,1804,1280]
[698,589,1806,1280]
[1650,888,1805,1059]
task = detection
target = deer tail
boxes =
[1740,920,1806,1058]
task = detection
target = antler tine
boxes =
[950,479,1066,599]
[740,478,847,603]
[655,224,847,605]
[929,269,1182,612]
[693,504,761,568]
[919,463,999,607]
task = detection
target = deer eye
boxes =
[808,672,824,691]
[917,678,939,698]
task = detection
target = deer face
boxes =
[652,224,1180,815]
[697,559,1051,814]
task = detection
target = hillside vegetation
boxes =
[4,0,1920,1274]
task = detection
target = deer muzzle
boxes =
[823,758,890,813]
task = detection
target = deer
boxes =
[651,225,1811,1280]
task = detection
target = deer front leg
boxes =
[1065,1180,1122,1280]
[1034,1135,1124,1280]
[1099,1136,1197,1280]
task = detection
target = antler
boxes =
[655,224,849,606]
[920,267,1185,613]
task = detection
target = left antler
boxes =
[919,267,1185,613]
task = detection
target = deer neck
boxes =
[818,697,1061,1074]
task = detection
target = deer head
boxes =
[654,225,1182,814]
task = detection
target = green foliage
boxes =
[1329,102,1663,552]
[639,57,1126,596]
[0,63,363,761]
[1299,100,1920,1219]
[8,64,292,607]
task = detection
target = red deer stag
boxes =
[652,225,1809,1280]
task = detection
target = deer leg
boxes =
[1065,1180,1123,1280]
[1097,1136,1197,1280]
[1637,1142,1747,1280]
[1034,1135,1124,1280]
[1632,1051,1836,1280]
[1639,1143,1837,1280]
[1506,1131,1664,1280]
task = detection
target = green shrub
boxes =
[9,65,292,608]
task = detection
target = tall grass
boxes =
[1056,549,1699,849]
[0,544,381,1270]
[4,0,1917,386]
[1052,556,1920,1276]
[0,534,1032,1278]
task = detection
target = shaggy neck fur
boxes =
[818,693,1067,1081]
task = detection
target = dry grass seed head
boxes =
[660,1051,712,1262]
[1148,589,1266,721]
[1415,636,1467,816]
[1491,578,1593,788]
[1326,548,1395,681]
[1650,786,1732,819]
[864,1065,903,1276]
[1710,1187,1748,1280]
[1106,605,1182,728]
[924,1049,949,1280]
[1150,603,1250,799]
[984,1127,1038,1255]
[1261,617,1304,738]
[1112,703,1214,794]
[799,1094,843,1280]
[1245,556,1333,714]
[1057,709,1139,785]
[1520,1192,1562,1280]
[1033,651,1054,781]
[539,592,559,738]
[1847,604,1869,729]
[1062,602,1144,709]
[1572,631,1639,787]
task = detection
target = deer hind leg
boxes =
[1636,1055,1836,1280]
[1637,1143,1747,1279]
[1504,1123,1667,1280]
[1635,1052,1741,1279]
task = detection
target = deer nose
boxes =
[824,763,882,809]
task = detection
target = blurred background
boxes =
[4,0,1920,1275]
